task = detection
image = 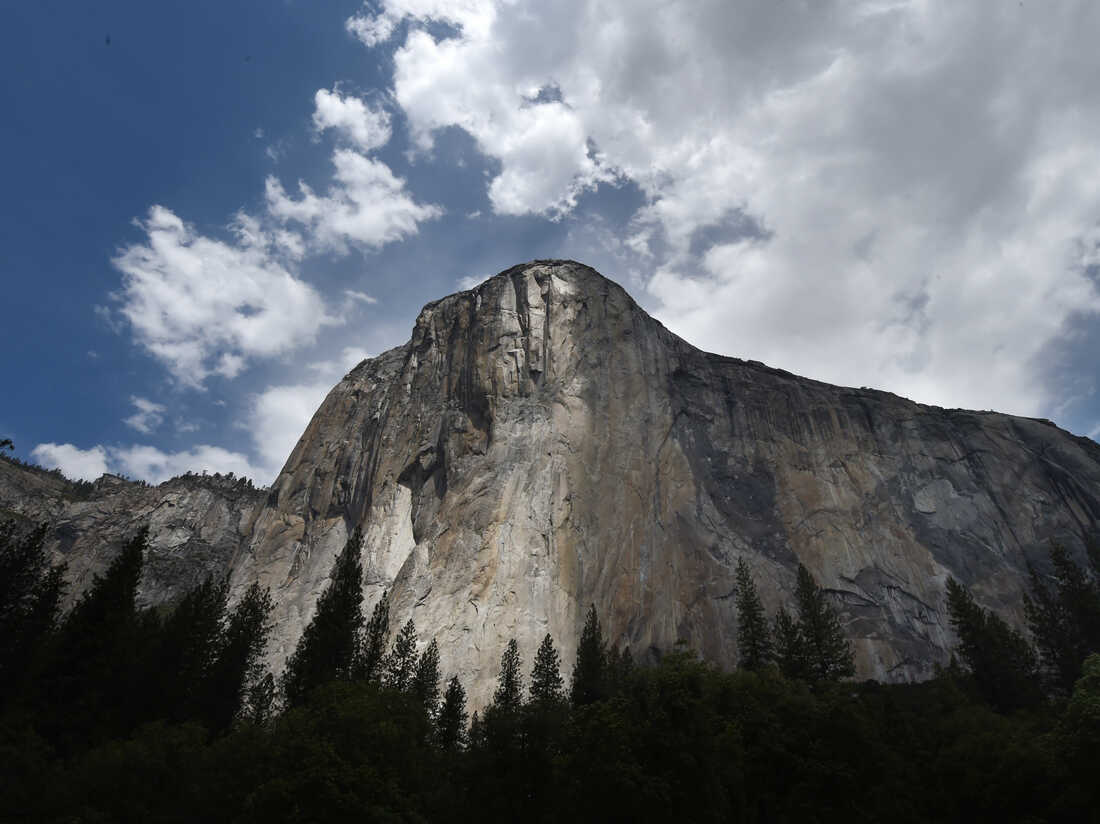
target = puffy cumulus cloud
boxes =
[31,441,264,485]
[112,445,264,484]
[31,443,110,482]
[354,0,1100,417]
[123,396,166,434]
[113,206,336,388]
[313,88,392,152]
[266,149,442,254]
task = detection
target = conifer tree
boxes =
[158,575,228,719]
[946,577,1041,711]
[793,564,854,683]
[412,639,441,713]
[493,638,523,712]
[356,590,390,682]
[281,529,364,706]
[773,607,806,680]
[606,645,635,696]
[385,618,418,692]
[734,558,773,670]
[0,522,65,698]
[1025,542,1100,692]
[204,582,274,731]
[529,633,564,704]
[437,676,468,750]
[571,604,606,706]
[43,528,147,745]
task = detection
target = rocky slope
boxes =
[0,459,265,609]
[6,260,1100,707]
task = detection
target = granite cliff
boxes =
[5,260,1100,706]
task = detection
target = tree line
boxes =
[2,518,1099,822]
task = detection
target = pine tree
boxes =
[437,676,468,750]
[281,529,364,706]
[385,618,418,692]
[412,639,441,713]
[494,638,523,711]
[946,577,1041,711]
[157,575,228,720]
[203,582,274,732]
[734,558,773,670]
[571,604,606,707]
[773,607,806,680]
[529,633,564,705]
[356,590,390,682]
[0,522,65,700]
[43,528,147,746]
[793,564,854,683]
[243,671,276,727]
[1025,542,1100,693]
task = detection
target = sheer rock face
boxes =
[5,260,1100,707]
[230,260,1100,707]
[0,462,264,609]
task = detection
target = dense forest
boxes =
[1,519,1099,823]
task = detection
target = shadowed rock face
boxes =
[5,260,1099,707]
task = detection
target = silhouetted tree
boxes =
[1025,541,1100,693]
[437,676,468,750]
[281,529,364,705]
[385,618,418,692]
[946,577,1041,711]
[204,582,273,731]
[157,576,228,720]
[571,605,606,706]
[494,638,523,712]
[412,639,441,714]
[735,558,773,670]
[356,590,390,682]
[530,633,564,705]
[793,564,854,683]
[773,607,806,680]
[0,522,65,699]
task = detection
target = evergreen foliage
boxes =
[204,582,274,731]
[281,529,364,706]
[437,676,468,750]
[773,606,806,680]
[793,564,855,683]
[493,638,523,712]
[357,589,390,682]
[0,522,65,699]
[156,575,228,720]
[946,577,1042,711]
[386,618,419,692]
[412,638,441,713]
[734,557,773,670]
[529,633,564,704]
[571,604,606,706]
[1025,541,1100,693]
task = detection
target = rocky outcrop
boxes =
[6,260,1100,707]
[0,459,265,609]
[229,260,1100,707]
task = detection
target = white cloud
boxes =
[123,396,167,434]
[112,444,264,484]
[31,440,264,485]
[266,149,443,254]
[344,289,377,304]
[112,206,337,388]
[31,443,110,482]
[361,0,1100,417]
[313,88,392,152]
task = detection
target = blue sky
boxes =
[4,1,1099,485]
